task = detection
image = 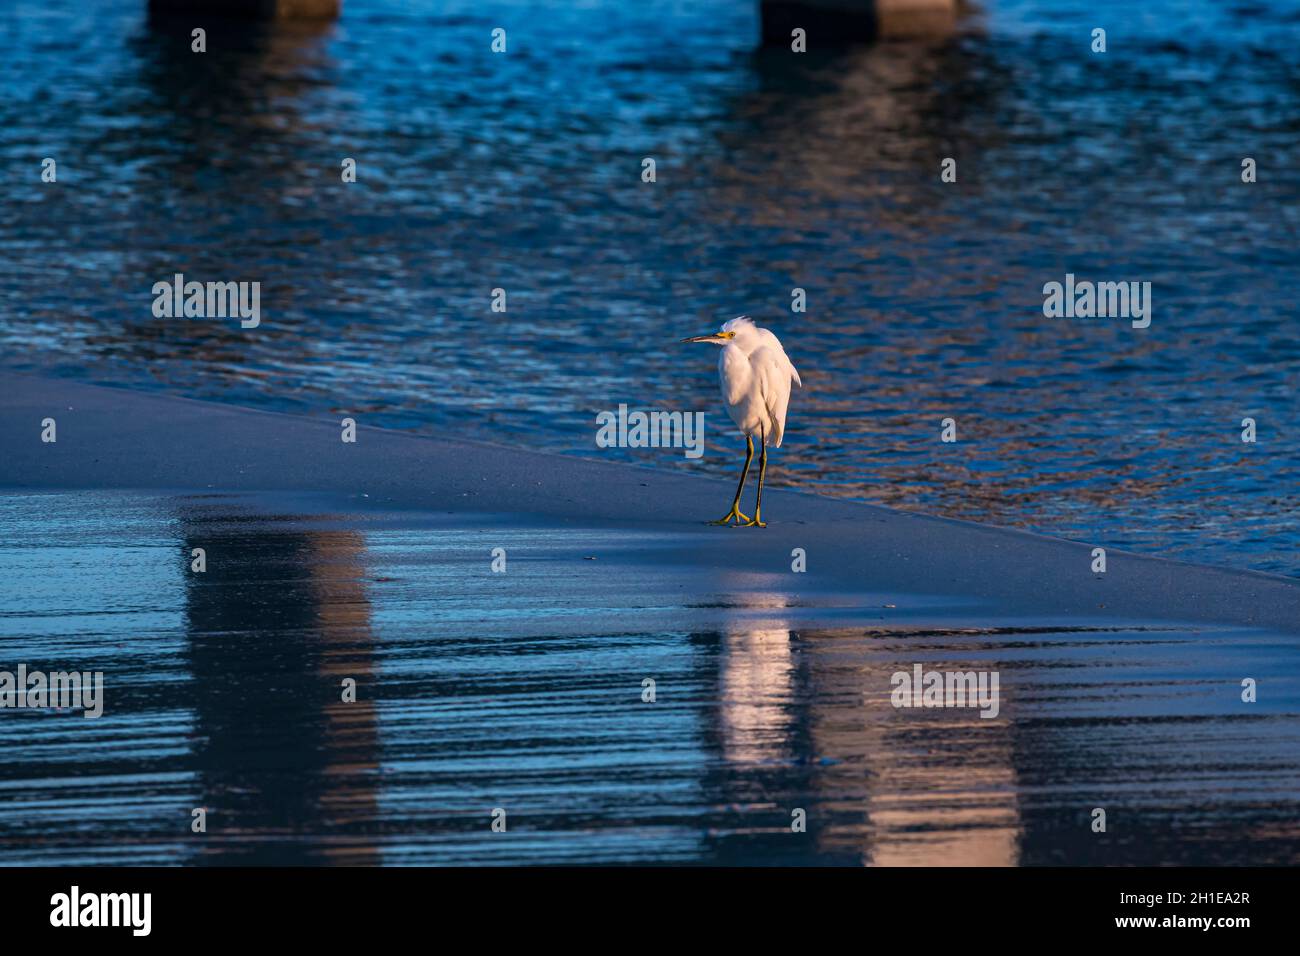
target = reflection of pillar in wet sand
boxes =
[819,652,1021,866]
[180,510,379,865]
[711,622,1020,865]
[718,627,797,765]
[304,531,382,865]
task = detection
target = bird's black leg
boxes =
[708,435,753,525]
[744,428,768,528]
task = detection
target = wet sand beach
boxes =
[1,373,1298,865]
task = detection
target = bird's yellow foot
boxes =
[740,516,767,528]
[708,507,750,526]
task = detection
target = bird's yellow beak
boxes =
[680,332,726,343]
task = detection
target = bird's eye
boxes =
[727,331,736,338]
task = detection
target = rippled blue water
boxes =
[0,0,1296,573]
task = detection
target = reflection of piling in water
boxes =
[718,628,797,766]
[179,510,379,865]
[761,0,956,45]
[148,0,340,19]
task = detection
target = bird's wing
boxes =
[755,328,800,388]
[750,345,797,447]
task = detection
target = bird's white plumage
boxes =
[715,317,801,447]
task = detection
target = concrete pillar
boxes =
[760,0,956,46]
[876,0,957,37]
[147,0,340,18]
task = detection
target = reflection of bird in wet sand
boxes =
[682,316,801,528]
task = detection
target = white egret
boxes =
[681,316,802,527]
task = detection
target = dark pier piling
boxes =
[761,0,957,45]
